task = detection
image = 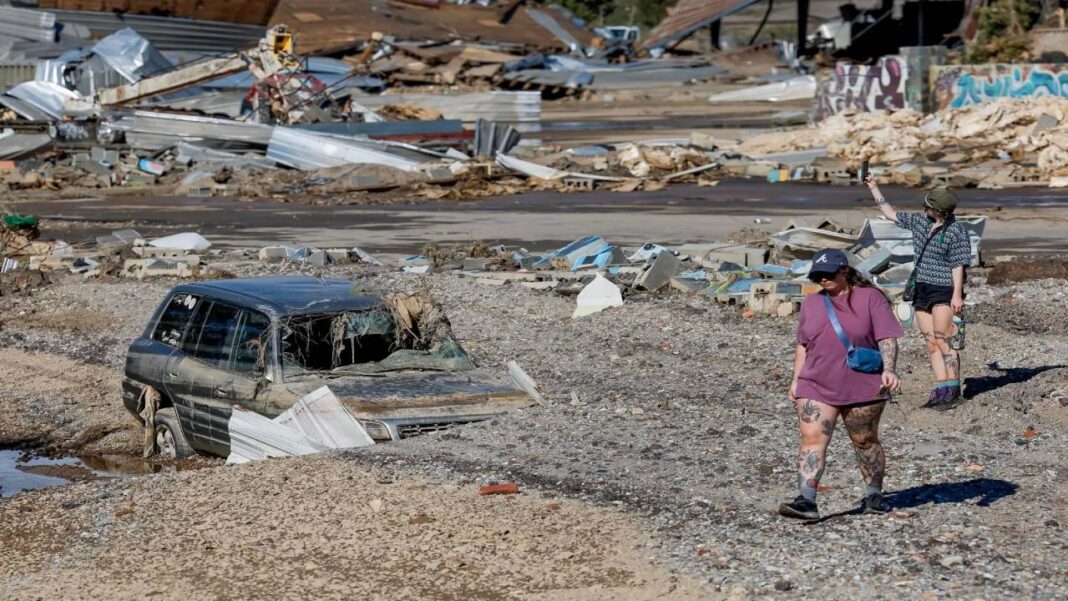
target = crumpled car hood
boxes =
[284,371,534,419]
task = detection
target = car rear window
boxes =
[152,293,200,348]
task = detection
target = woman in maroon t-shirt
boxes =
[778,249,904,521]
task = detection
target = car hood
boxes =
[283,371,535,420]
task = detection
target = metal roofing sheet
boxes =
[0,129,52,159]
[266,127,429,172]
[110,110,273,150]
[643,0,763,50]
[44,10,266,53]
[92,28,175,83]
[0,94,54,121]
[5,80,78,118]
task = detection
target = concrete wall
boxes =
[814,56,908,121]
[931,64,1068,111]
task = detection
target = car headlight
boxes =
[359,420,392,442]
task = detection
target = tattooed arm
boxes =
[790,344,806,401]
[878,338,901,393]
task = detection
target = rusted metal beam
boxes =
[97,55,249,106]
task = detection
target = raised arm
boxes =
[863,172,898,223]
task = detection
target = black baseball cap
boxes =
[809,248,850,276]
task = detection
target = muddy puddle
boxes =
[0,449,202,498]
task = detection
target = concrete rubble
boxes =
[1,213,217,281]
[427,217,989,320]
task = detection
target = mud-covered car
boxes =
[123,276,534,458]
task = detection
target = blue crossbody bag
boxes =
[822,294,884,374]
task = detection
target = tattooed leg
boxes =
[793,398,838,502]
[841,402,887,495]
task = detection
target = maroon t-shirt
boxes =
[795,287,904,406]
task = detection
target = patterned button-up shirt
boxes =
[896,212,971,287]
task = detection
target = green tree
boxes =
[962,0,1038,63]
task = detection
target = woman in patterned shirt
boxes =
[864,175,971,409]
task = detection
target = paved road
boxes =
[8,180,1068,256]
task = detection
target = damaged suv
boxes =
[123,276,534,458]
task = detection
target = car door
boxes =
[169,300,243,457]
[212,309,271,414]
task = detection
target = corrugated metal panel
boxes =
[525,9,582,52]
[0,94,54,121]
[266,127,429,172]
[351,91,541,124]
[0,129,52,159]
[43,10,266,53]
[110,110,273,150]
[92,28,175,83]
[643,0,762,50]
[0,6,57,43]
[141,90,246,118]
[39,0,279,27]
[0,61,38,91]
[5,80,79,119]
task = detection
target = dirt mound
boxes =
[987,260,1068,285]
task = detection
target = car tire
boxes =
[153,408,194,459]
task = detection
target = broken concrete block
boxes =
[463,258,491,271]
[573,274,624,318]
[352,247,383,266]
[325,249,350,264]
[259,246,288,263]
[634,250,682,292]
[306,250,330,267]
[856,244,892,275]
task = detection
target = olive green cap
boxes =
[924,187,959,213]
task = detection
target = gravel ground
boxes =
[0,262,1066,599]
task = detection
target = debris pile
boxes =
[422,217,988,319]
[1,213,217,281]
[738,97,1068,188]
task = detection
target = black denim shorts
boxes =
[913,282,954,311]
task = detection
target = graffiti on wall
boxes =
[932,64,1068,111]
[814,57,907,121]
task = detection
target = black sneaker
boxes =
[861,493,889,514]
[778,496,819,520]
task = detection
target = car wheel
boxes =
[153,408,194,459]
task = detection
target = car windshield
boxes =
[279,305,475,378]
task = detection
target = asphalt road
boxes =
[8,180,1068,256]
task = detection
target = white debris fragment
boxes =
[226,386,374,464]
[508,360,546,405]
[573,273,623,318]
[148,232,211,251]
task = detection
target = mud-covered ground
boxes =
[0,258,1066,600]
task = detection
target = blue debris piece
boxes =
[756,263,791,277]
[572,246,621,271]
[790,260,812,276]
[535,235,609,269]
[726,278,764,294]
[717,261,749,272]
[676,270,710,280]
